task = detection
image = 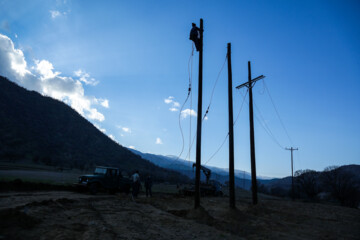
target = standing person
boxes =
[131,170,140,198]
[145,175,153,197]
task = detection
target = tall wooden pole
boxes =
[248,61,258,205]
[227,43,235,209]
[195,18,203,209]
[236,62,264,205]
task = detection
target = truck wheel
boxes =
[89,183,99,195]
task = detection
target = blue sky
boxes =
[1,0,359,177]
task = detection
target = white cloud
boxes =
[74,69,99,86]
[181,109,197,119]
[94,124,106,133]
[0,34,106,122]
[169,107,178,112]
[164,96,174,104]
[35,60,60,79]
[128,146,135,149]
[100,99,109,108]
[164,96,181,112]
[108,134,116,141]
[122,127,131,133]
[87,108,105,122]
[50,10,61,19]
[156,137,163,145]
[93,98,109,108]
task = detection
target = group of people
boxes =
[130,170,152,198]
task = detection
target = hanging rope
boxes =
[188,44,194,166]
[175,45,194,161]
[183,53,228,161]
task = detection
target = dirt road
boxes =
[0,191,359,240]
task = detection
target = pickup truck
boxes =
[76,166,132,194]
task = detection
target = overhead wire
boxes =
[183,52,228,161]
[239,86,285,150]
[253,101,285,149]
[204,88,248,165]
[203,54,228,120]
[263,81,294,145]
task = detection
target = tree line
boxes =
[258,165,360,208]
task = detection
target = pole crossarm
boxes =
[286,147,298,151]
[235,75,265,89]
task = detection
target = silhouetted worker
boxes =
[189,23,201,51]
[145,175,153,197]
[131,170,141,197]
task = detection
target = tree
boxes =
[294,169,319,200]
[321,166,359,207]
[257,180,269,194]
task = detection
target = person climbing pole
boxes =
[189,23,202,51]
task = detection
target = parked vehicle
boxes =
[76,166,131,194]
[178,164,223,196]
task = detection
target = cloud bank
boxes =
[0,34,108,122]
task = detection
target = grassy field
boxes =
[0,161,90,185]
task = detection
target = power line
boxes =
[204,88,248,165]
[234,89,248,125]
[182,53,228,161]
[239,89,285,149]
[204,133,229,165]
[254,101,285,149]
[203,54,227,120]
[263,81,294,145]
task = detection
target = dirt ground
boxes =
[0,189,359,240]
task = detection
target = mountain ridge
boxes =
[0,76,188,183]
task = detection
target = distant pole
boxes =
[195,18,204,209]
[227,43,235,209]
[286,147,298,199]
[236,62,265,205]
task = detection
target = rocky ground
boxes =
[0,189,359,240]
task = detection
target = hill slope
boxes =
[0,76,188,182]
[128,148,274,190]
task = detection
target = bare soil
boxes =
[0,190,359,240]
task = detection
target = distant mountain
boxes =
[128,148,273,190]
[0,76,189,183]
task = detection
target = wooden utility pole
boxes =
[227,43,235,209]
[286,147,298,199]
[194,18,204,209]
[236,61,265,205]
